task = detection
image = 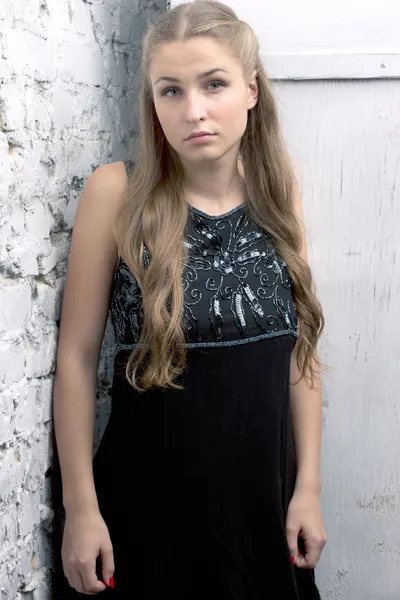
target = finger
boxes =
[286,524,300,563]
[100,543,115,588]
[297,543,321,569]
[81,561,107,594]
[71,571,86,594]
[78,571,101,596]
[64,569,73,589]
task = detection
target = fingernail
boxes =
[291,555,295,565]
[109,577,115,588]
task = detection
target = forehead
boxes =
[149,37,238,81]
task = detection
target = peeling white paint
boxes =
[0,1,164,598]
[2,0,399,598]
[171,1,400,597]
[275,71,400,600]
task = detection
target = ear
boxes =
[247,69,258,110]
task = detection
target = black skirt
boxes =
[55,335,320,599]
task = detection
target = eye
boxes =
[207,80,225,91]
[161,80,226,97]
[162,87,180,97]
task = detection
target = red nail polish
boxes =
[109,577,115,588]
[291,556,295,565]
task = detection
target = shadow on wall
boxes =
[48,1,167,595]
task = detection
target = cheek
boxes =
[216,91,247,118]
[155,105,177,136]
[219,101,248,135]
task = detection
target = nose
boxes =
[184,90,206,123]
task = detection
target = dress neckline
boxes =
[188,202,246,220]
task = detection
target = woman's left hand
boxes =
[286,489,327,569]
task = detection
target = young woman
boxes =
[53,1,327,597]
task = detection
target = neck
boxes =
[180,150,246,213]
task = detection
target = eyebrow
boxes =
[154,68,229,86]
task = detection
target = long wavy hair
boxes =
[115,0,324,392]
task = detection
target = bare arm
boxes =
[290,182,322,493]
[285,182,327,569]
[290,354,322,493]
[53,161,127,514]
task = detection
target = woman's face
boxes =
[149,37,258,163]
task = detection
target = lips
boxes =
[186,132,214,140]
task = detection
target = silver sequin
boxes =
[110,205,298,351]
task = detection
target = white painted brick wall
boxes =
[0,1,166,597]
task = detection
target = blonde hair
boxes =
[115,0,324,391]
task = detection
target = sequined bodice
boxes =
[110,203,298,351]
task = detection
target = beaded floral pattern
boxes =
[110,204,298,351]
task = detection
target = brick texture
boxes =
[0,0,166,597]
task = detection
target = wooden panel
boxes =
[274,78,400,599]
[162,5,400,595]
[171,0,400,79]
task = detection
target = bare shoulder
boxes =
[73,160,128,253]
[79,160,128,227]
[92,159,128,186]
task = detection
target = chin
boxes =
[185,152,222,164]
[176,147,219,161]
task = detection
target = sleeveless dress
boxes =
[58,189,321,599]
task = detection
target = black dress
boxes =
[58,200,320,599]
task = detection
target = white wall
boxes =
[170,1,400,598]
[0,1,164,598]
[277,78,400,600]
[1,0,398,598]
